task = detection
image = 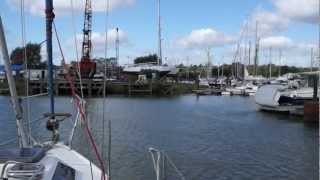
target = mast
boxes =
[186,56,190,81]
[269,47,272,79]
[318,0,320,72]
[254,21,260,77]
[0,16,28,147]
[207,48,212,79]
[45,0,55,115]
[157,0,162,65]
[310,48,314,72]
[278,49,282,77]
[116,27,120,66]
[248,41,251,66]
[239,46,242,78]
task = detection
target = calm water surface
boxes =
[0,95,318,180]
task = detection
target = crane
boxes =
[76,0,96,79]
[82,0,92,61]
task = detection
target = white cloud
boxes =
[8,0,135,16]
[247,0,318,36]
[249,8,290,37]
[92,28,129,48]
[65,28,129,60]
[273,0,319,24]
[177,28,234,49]
[260,36,317,53]
[260,36,293,49]
[257,36,318,67]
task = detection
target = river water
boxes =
[0,95,318,180]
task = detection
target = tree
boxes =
[10,43,42,68]
[134,54,158,64]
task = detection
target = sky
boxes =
[0,0,319,67]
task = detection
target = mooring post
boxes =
[150,81,153,95]
[88,80,92,97]
[313,75,318,101]
[128,80,131,96]
[55,82,59,96]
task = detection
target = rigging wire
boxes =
[53,22,65,64]
[53,12,107,180]
[70,0,84,98]
[102,0,110,172]
[149,148,186,180]
[19,0,31,146]
[232,19,249,78]
[164,153,186,180]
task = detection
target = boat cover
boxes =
[255,85,286,107]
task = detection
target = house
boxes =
[24,69,48,81]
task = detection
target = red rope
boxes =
[65,71,107,180]
[53,22,107,179]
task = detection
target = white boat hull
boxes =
[0,143,106,180]
[256,104,303,113]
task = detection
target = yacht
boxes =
[0,2,107,179]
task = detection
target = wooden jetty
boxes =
[28,79,176,97]
[193,88,224,96]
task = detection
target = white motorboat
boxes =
[226,83,258,96]
[244,83,259,96]
[254,85,313,113]
[199,78,210,87]
[221,91,231,96]
[226,86,245,95]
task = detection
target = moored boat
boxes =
[254,84,315,113]
[0,1,108,179]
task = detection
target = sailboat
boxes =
[0,1,107,179]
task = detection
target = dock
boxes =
[193,88,224,96]
[28,79,177,97]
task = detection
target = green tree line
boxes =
[10,43,46,68]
